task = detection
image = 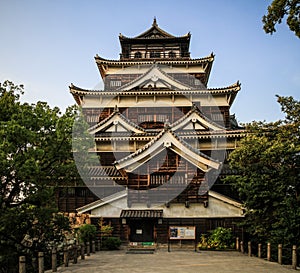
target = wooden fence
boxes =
[18,240,100,273]
[236,238,298,270]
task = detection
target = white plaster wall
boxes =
[90,195,243,219]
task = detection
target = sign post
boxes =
[168,226,196,252]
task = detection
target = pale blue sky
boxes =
[0,0,299,123]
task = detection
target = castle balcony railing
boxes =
[119,51,190,60]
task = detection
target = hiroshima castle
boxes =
[61,18,245,245]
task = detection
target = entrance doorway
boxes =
[129,219,154,242]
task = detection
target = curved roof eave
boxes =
[88,109,145,134]
[69,81,240,97]
[114,128,221,172]
[94,54,214,65]
[119,18,191,40]
[115,63,194,92]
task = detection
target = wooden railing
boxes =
[236,237,298,270]
[119,52,190,60]
[18,240,100,273]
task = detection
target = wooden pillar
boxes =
[86,242,90,256]
[19,256,26,273]
[267,243,271,261]
[240,241,244,253]
[32,257,37,272]
[92,241,96,253]
[80,243,85,260]
[292,245,297,270]
[248,241,252,257]
[52,248,57,272]
[63,246,69,267]
[258,243,262,258]
[73,245,78,264]
[38,252,44,273]
[278,244,282,265]
[236,237,239,251]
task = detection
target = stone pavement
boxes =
[48,249,297,273]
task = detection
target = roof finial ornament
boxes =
[152,17,158,27]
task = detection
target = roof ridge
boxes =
[88,110,145,133]
[115,63,156,91]
[167,129,220,164]
[155,64,194,90]
[115,63,193,92]
[118,19,189,40]
[114,128,166,165]
[114,127,220,166]
[88,110,117,132]
[170,105,226,130]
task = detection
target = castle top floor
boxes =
[119,18,191,60]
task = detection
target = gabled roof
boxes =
[171,104,226,131]
[69,81,240,107]
[119,18,191,40]
[114,127,221,173]
[88,107,145,134]
[76,190,127,214]
[94,54,214,82]
[116,63,193,91]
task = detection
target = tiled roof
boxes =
[95,54,214,65]
[88,109,145,134]
[88,166,126,180]
[115,63,194,92]
[171,104,226,131]
[119,18,189,40]
[115,127,219,165]
[70,82,240,96]
[120,209,163,218]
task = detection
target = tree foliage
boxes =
[0,81,82,272]
[262,0,300,38]
[225,96,300,250]
[78,224,97,244]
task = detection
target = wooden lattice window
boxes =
[110,80,122,87]
[150,51,160,58]
[134,52,142,58]
[168,51,176,58]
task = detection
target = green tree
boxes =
[78,224,97,244]
[262,0,300,38]
[225,96,300,250]
[0,81,82,272]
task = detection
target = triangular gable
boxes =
[119,18,190,40]
[171,105,225,131]
[116,64,193,92]
[114,128,220,173]
[77,190,127,214]
[88,109,145,134]
[134,18,175,39]
[76,190,243,218]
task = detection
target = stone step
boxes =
[126,248,155,254]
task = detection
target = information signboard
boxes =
[169,226,196,240]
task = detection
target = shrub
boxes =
[100,224,113,237]
[101,237,121,250]
[78,224,97,244]
[198,227,234,250]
